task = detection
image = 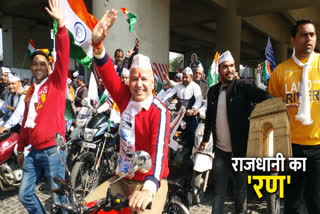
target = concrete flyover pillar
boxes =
[0,16,52,69]
[92,0,170,66]
[274,42,289,64]
[216,0,241,68]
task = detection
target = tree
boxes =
[169,55,184,72]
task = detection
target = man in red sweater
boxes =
[85,9,170,214]
[17,1,69,213]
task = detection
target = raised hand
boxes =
[126,48,135,58]
[45,0,64,27]
[135,37,141,50]
[162,71,170,83]
[92,9,117,45]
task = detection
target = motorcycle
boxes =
[165,106,191,213]
[52,132,152,214]
[70,111,119,201]
[167,104,189,168]
[191,104,214,205]
[162,179,190,214]
[0,130,31,191]
[66,98,96,170]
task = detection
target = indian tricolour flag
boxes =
[27,39,36,57]
[53,0,98,69]
[261,60,272,85]
[87,72,99,105]
[110,102,121,124]
[207,52,219,87]
[120,7,137,32]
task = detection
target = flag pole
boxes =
[51,29,56,71]
[133,30,138,38]
[21,52,27,68]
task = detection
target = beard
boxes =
[220,75,234,84]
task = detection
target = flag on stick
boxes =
[53,0,98,69]
[87,72,100,105]
[261,60,272,85]
[207,52,219,87]
[120,7,137,32]
[110,102,120,124]
[27,39,36,57]
[264,37,276,72]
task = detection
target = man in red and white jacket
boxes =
[85,9,170,214]
[17,1,70,213]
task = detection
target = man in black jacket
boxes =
[74,75,88,108]
[114,37,140,76]
[199,50,272,214]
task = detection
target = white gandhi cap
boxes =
[218,50,234,66]
[122,68,130,76]
[131,54,153,70]
[183,67,193,75]
[8,73,21,82]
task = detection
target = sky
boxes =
[169,51,183,61]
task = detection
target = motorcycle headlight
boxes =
[77,118,86,128]
[81,98,89,106]
[84,128,98,142]
[168,104,176,111]
[180,120,187,130]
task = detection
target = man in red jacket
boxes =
[17,1,70,213]
[85,9,170,214]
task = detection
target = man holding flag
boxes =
[268,19,320,214]
[17,0,70,213]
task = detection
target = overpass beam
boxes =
[216,0,241,67]
[274,42,289,64]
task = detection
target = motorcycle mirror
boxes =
[55,133,66,150]
[132,150,152,173]
[109,150,152,186]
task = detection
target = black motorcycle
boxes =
[66,98,96,171]
[52,133,151,214]
[70,112,119,201]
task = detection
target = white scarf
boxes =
[75,84,85,96]
[116,95,153,177]
[292,50,314,125]
[24,77,48,128]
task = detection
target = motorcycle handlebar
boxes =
[117,198,152,210]
[84,194,152,213]
[52,176,67,195]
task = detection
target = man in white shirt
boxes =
[0,74,26,134]
[162,67,202,151]
[156,80,172,100]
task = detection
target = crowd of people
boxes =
[0,1,319,214]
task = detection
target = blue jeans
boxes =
[212,148,247,214]
[19,146,67,214]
